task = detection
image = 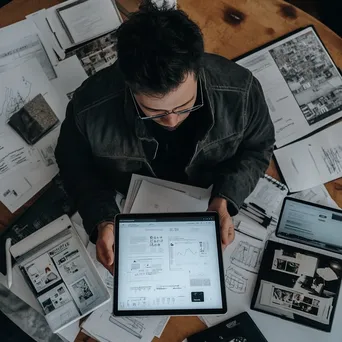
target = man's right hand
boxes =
[96,222,115,274]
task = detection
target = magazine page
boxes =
[18,227,109,332]
[235,26,342,147]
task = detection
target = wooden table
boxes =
[1,0,342,341]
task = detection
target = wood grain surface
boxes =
[0,0,342,341]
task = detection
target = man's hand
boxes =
[96,222,115,273]
[208,197,235,249]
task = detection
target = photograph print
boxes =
[269,30,342,125]
[66,30,118,76]
[252,241,342,331]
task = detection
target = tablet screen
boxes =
[114,213,226,315]
[277,198,342,254]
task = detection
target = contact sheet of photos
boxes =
[251,241,342,332]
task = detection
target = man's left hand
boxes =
[208,197,235,249]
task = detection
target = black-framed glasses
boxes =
[130,78,204,121]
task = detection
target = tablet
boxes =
[113,212,227,316]
[276,197,342,254]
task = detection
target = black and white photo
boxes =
[71,276,94,303]
[252,241,342,331]
[37,284,73,314]
[269,31,342,125]
[23,253,61,293]
[66,31,118,76]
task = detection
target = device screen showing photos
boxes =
[251,240,342,332]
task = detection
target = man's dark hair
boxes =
[116,0,204,95]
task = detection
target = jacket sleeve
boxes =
[211,76,275,215]
[55,100,119,238]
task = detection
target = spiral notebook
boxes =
[244,174,288,217]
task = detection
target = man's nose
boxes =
[161,113,179,127]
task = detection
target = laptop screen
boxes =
[277,198,342,254]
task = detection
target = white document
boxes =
[52,56,88,99]
[244,175,288,216]
[26,9,66,60]
[57,321,80,342]
[87,242,113,288]
[290,185,340,209]
[202,224,265,327]
[0,19,57,80]
[0,60,68,212]
[0,58,68,131]
[47,0,122,50]
[130,180,208,214]
[0,133,33,179]
[82,299,166,342]
[274,122,342,192]
[124,174,211,213]
[236,26,342,147]
[153,316,170,338]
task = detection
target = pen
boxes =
[5,238,13,289]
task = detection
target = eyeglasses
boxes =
[130,79,204,121]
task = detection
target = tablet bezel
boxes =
[275,197,342,255]
[113,212,227,316]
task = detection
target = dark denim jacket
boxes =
[55,53,275,237]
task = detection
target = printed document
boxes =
[274,122,342,192]
[0,18,59,80]
[236,26,342,147]
[130,180,208,213]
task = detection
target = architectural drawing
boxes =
[230,241,262,273]
[225,266,248,294]
[109,315,145,339]
[0,78,32,120]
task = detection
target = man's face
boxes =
[134,73,198,130]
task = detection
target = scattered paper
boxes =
[290,184,339,209]
[124,174,211,213]
[153,316,170,338]
[0,59,68,132]
[26,9,66,60]
[244,176,288,216]
[87,242,113,288]
[82,299,167,342]
[236,26,342,148]
[52,55,88,99]
[47,0,122,50]
[57,321,80,342]
[130,180,208,214]
[0,19,57,80]
[0,133,33,179]
[202,226,266,327]
[275,122,342,192]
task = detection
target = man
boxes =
[55,1,275,272]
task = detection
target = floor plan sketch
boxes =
[225,266,248,294]
[230,240,263,273]
[1,78,32,120]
